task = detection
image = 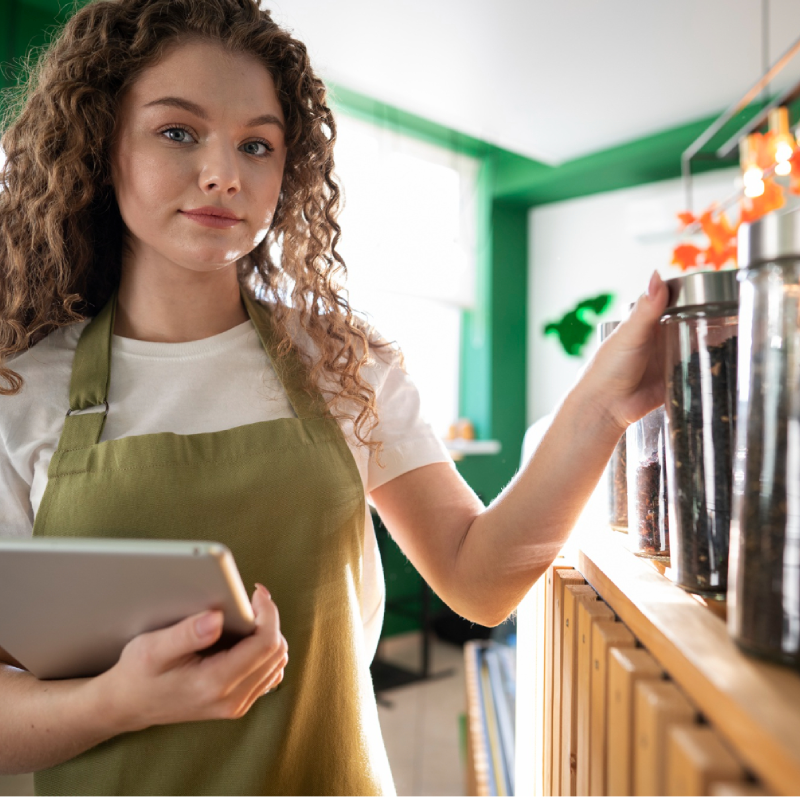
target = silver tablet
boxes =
[0,538,256,680]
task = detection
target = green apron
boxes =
[31,292,392,796]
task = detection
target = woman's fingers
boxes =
[197,586,287,694]
[626,271,669,346]
[202,620,289,718]
[646,269,668,306]
[608,273,668,364]
[240,650,289,710]
[108,585,287,728]
[625,273,669,399]
[123,609,224,674]
[203,642,288,720]
[580,271,670,431]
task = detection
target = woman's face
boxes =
[110,39,287,277]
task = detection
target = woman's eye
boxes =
[162,127,194,144]
[241,141,272,156]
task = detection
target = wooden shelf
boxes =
[577,531,800,796]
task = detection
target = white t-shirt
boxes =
[0,317,451,658]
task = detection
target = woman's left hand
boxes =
[579,270,669,434]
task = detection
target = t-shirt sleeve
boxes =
[366,353,452,494]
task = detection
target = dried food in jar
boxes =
[634,436,669,556]
[607,434,627,531]
[734,332,799,665]
[667,336,737,594]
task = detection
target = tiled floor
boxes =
[375,632,467,796]
[0,633,467,798]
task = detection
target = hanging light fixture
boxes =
[741,135,765,197]
[770,106,795,175]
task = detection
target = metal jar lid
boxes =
[738,206,800,267]
[663,269,739,312]
[597,320,620,341]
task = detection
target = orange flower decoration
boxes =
[671,243,702,271]
[788,148,800,195]
[740,177,785,224]
[748,131,778,170]
[672,208,738,272]
[699,209,736,248]
[672,129,800,272]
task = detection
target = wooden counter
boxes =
[512,527,800,797]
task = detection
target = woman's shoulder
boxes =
[285,308,402,382]
[1,321,88,437]
[5,319,88,372]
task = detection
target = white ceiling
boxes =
[268,0,800,165]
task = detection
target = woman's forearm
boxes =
[0,665,120,775]
[371,383,626,628]
[453,382,625,624]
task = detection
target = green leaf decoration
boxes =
[543,293,615,357]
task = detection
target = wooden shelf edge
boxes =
[464,640,491,797]
[577,532,800,796]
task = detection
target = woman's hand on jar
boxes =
[95,583,288,734]
[581,270,669,432]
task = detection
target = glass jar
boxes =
[599,321,627,532]
[660,271,739,597]
[626,406,669,558]
[729,209,800,667]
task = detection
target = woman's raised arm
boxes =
[370,273,669,626]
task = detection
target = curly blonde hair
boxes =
[0,0,391,449]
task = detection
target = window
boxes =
[332,112,479,437]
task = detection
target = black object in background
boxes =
[432,607,491,645]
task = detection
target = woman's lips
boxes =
[180,208,242,229]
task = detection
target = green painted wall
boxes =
[457,199,529,502]
[490,104,782,207]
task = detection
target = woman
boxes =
[0,0,668,794]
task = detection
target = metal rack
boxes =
[682,4,800,215]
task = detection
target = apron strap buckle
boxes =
[66,400,109,417]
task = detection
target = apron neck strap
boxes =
[69,293,116,413]
[56,293,116,451]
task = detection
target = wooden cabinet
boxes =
[606,647,662,794]
[589,620,635,795]
[666,725,746,796]
[510,530,800,797]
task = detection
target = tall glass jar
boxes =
[660,271,739,597]
[626,406,669,559]
[599,321,627,532]
[729,209,800,667]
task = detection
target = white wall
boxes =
[527,168,741,425]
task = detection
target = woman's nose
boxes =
[199,145,241,196]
